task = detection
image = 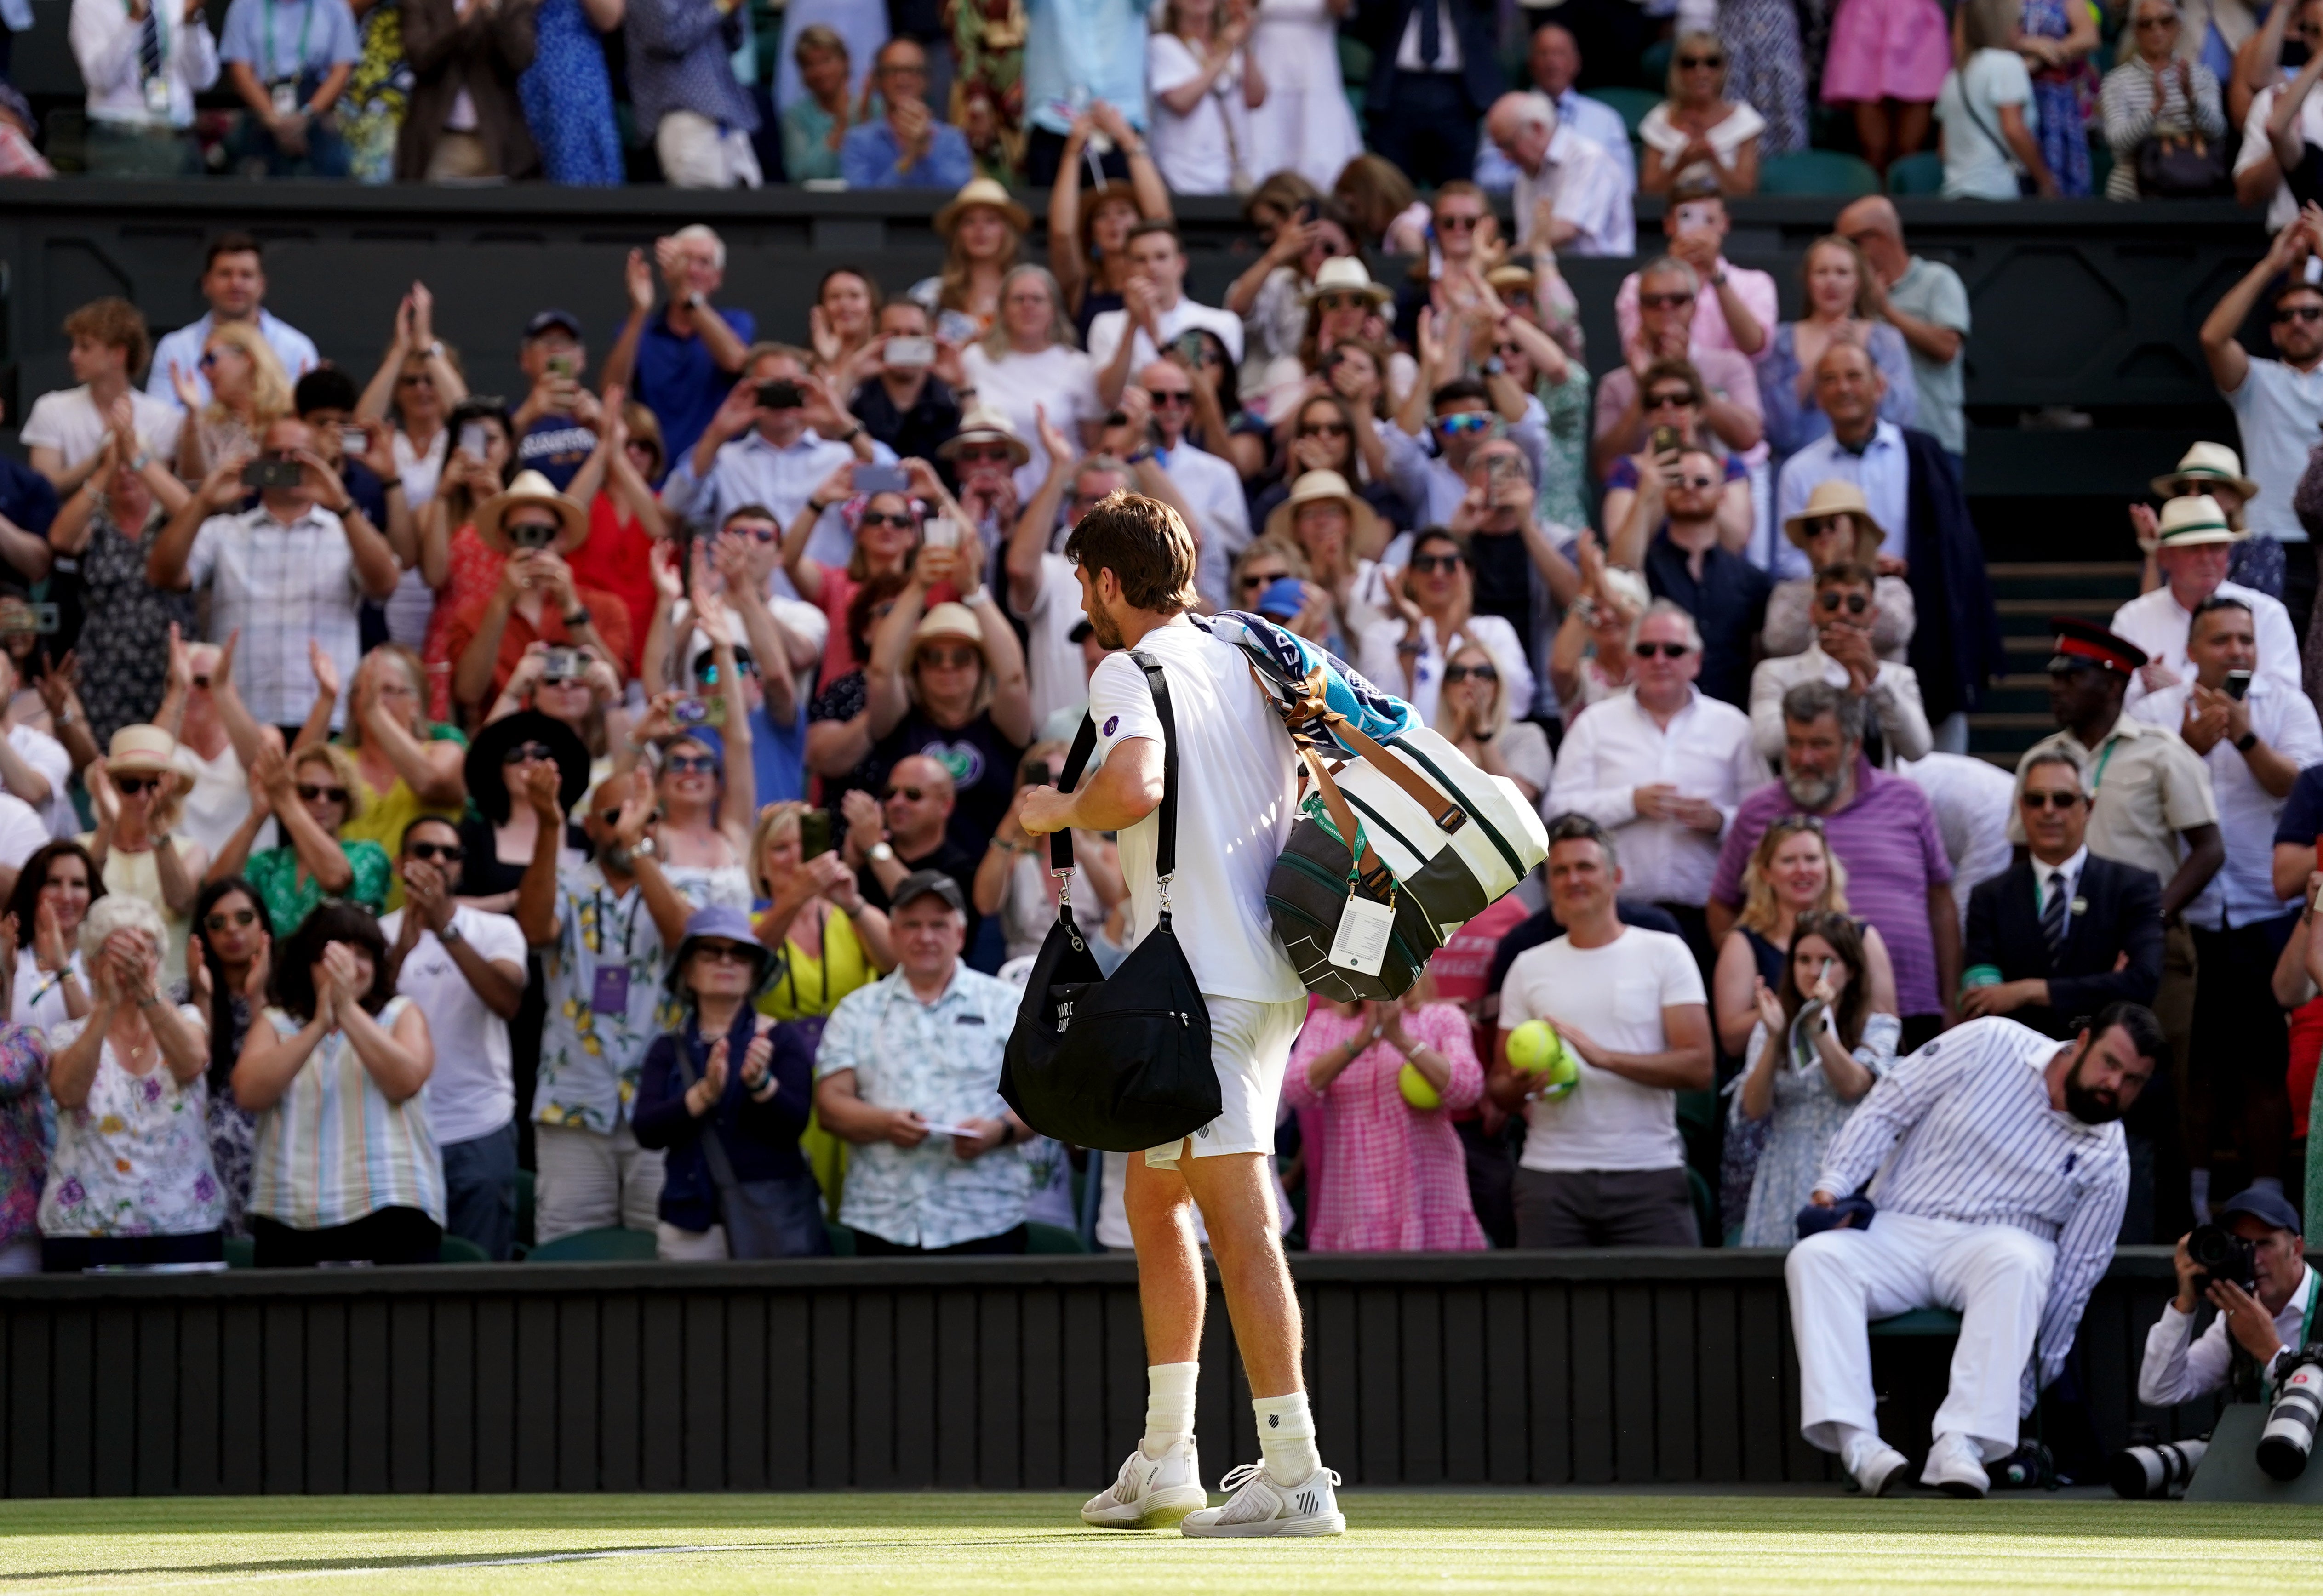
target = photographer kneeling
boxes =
[2139,1188,2316,1408]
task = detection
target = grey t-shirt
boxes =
[2227,355,2323,544]
[1890,256,1971,456]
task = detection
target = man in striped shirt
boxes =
[1787,1003,2161,1499]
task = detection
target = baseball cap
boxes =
[524,309,583,341]
[890,869,966,915]
[2220,1186,2302,1236]
[1255,577,1307,621]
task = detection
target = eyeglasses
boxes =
[1645,390,1696,410]
[1675,475,1718,490]
[1816,590,1871,615]
[503,741,556,766]
[666,753,719,774]
[1633,641,1694,660]
[1436,213,1483,232]
[884,785,927,802]
[1436,413,1493,435]
[2020,790,2084,810]
[1314,293,1367,312]
[1677,52,1725,68]
[297,783,349,804]
[1148,390,1193,407]
[1297,421,1351,438]
[692,941,758,965]
[408,841,465,863]
[1638,291,1696,310]
[918,645,979,670]
[858,510,916,530]
[1409,553,1464,575]
[114,775,158,795]
[729,522,778,542]
[397,372,435,388]
[954,446,1013,465]
[2278,304,2323,324]
[203,908,257,932]
[1443,662,1498,683]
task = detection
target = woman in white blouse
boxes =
[1639,31,1766,196]
[1147,0,1267,196]
[69,0,220,177]
[961,266,1103,501]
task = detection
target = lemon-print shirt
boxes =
[532,863,672,1134]
[37,1009,223,1238]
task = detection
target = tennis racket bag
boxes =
[1001,651,1219,1153]
[1221,614,1550,1002]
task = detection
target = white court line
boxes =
[17,1540,791,1593]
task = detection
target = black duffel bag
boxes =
[1001,651,1218,1153]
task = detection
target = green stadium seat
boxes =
[438,1234,488,1265]
[1592,86,1661,138]
[1639,40,1672,90]
[1886,151,1945,195]
[1870,1307,1963,1336]
[1025,1220,1088,1254]
[1686,1166,1717,1247]
[223,1235,255,1269]
[524,1227,658,1262]
[826,1221,858,1256]
[1339,36,1373,120]
[515,1168,535,1251]
[1759,150,1882,197]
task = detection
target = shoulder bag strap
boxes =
[1131,650,1182,894]
[1046,711,1101,886]
[671,1025,745,1196]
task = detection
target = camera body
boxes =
[2189,1221,2260,1294]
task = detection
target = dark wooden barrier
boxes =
[0,1246,2211,1496]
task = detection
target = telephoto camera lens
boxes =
[2258,1347,2323,1481]
[2110,1438,2207,1499]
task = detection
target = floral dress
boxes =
[1730,1010,1902,1248]
[951,0,1027,181]
[1722,0,1811,155]
[175,983,255,1239]
[342,0,412,185]
[37,1012,223,1238]
[0,1026,51,1252]
[2021,0,2093,197]
[519,0,622,184]
[74,507,198,751]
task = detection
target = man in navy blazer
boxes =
[1962,747,2164,1041]
[1355,0,1503,186]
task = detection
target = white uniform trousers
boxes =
[1785,1210,2056,1461]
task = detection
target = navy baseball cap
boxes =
[2220,1186,2302,1236]
[1256,577,1306,621]
[524,308,584,341]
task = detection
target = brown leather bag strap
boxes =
[1297,740,1392,894]
[1318,709,1467,834]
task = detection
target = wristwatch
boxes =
[564,606,593,629]
[437,920,464,947]
[833,422,864,444]
[2236,730,2260,753]
[867,842,895,864]
[1481,357,1506,377]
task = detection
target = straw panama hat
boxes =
[1302,255,1392,307]
[474,469,588,555]
[935,177,1031,237]
[2152,442,2258,503]
[1781,479,1888,555]
[1262,469,1385,550]
[937,407,1032,467]
[2151,493,2245,548]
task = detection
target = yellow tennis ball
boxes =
[1398,1061,1441,1110]
[1506,1020,1557,1072]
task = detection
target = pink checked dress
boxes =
[1821,0,1951,104]
[1284,1002,1488,1253]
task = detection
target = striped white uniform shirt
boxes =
[248,996,446,1230]
[184,503,366,730]
[1814,1016,2128,1397]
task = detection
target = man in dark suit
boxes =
[1963,747,2164,1040]
[1355,0,1503,187]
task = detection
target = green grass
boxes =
[0,1493,2319,1593]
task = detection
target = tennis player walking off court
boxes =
[1017,493,1342,1538]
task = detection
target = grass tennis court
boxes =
[1,1493,2320,1594]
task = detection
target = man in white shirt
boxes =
[1749,562,1932,765]
[1087,223,1245,408]
[1488,814,1714,1248]
[2115,494,2301,707]
[1481,91,1633,258]
[1473,22,1635,190]
[2130,593,2322,1202]
[2139,1186,2317,1408]
[145,416,403,732]
[21,297,185,492]
[1133,360,1250,610]
[661,344,896,577]
[1899,751,2017,936]
[69,0,219,174]
[0,789,52,902]
[383,817,529,1260]
[0,652,77,841]
[2197,211,2323,637]
[1790,1006,2157,1498]
[1019,493,1344,1539]
[1548,603,1768,967]
[146,233,319,410]
[2233,0,2323,231]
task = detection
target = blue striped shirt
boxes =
[1814,1016,2128,1397]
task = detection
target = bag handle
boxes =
[1048,652,1181,902]
[1299,741,1396,899]
[1234,638,1466,835]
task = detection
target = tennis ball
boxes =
[1506,1020,1558,1072]
[1535,1043,1579,1100]
[1398,1061,1441,1110]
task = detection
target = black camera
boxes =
[2189,1222,2259,1293]
[2260,1344,2323,1481]
[2111,1425,2207,1499]
[755,380,805,410]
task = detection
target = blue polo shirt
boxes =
[636,307,756,467]
[217,0,359,80]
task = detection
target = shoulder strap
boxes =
[1131,650,1181,887]
[1047,711,1101,881]
[670,1026,745,1197]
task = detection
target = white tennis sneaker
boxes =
[1921,1431,1990,1499]
[1842,1432,1911,1497]
[1081,1442,1208,1529]
[1179,1461,1345,1538]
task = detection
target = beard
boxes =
[1782,766,1842,810]
[2061,1050,2123,1124]
[1086,591,1126,650]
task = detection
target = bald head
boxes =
[1835,196,1907,280]
[1486,92,1556,172]
[892,754,955,801]
[884,754,957,850]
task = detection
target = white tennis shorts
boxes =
[1144,995,1308,1168]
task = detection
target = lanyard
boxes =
[587,886,642,960]
[263,0,314,84]
[2088,736,2118,794]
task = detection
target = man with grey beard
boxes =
[1710,680,1960,1050]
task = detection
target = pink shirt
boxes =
[1283,1002,1488,1254]
[1614,258,1779,356]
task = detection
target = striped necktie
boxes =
[2041,870,2068,960]
[139,4,163,83]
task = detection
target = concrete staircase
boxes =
[1968,561,2144,767]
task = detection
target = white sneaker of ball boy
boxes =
[1017,495,1345,1539]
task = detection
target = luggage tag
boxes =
[271,80,299,116]
[143,75,172,117]
[1328,891,1396,977]
[590,964,630,1015]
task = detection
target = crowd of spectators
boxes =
[0,0,2298,200]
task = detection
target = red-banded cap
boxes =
[2048,616,2149,675]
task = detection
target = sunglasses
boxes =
[1633,641,1693,660]
[730,522,778,542]
[1817,590,1871,615]
[2020,790,2084,810]
[1148,390,1193,407]
[192,675,212,689]
[408,841,465,863]
[1298,421,1351,438]
[953,446,1014,465]
[297,784,349,804]
[2134,12,2177,23]
[1436,413,1493,435]
[596,807,625,826]
[692,941,758,966]
[1240,570,1288,590]
[918,645,979,670]
[2279,305,2323,324]
[858,510,917,530]
[1676,475,1718,490]
[884,785,927,802]
[114,775,158,796]
[1436,213,1483,232]
[198,350,221,369]
[1677,52,1725,68]
[203,908,257,932]
[1315,293,1367,312]
[666,753,719,774]
[1638,291,1696,310]
[1645,391,1696,410]
[1408,553,1463,575]
[1443,662,1498,683]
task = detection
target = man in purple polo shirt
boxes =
[1709,678,1960,1048]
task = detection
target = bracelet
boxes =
[383,477,404,494]
[807,499,830,517]
[137,993,161,1009]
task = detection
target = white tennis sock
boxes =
[1253,1390,1321,1485]
[1142,1362,1199,1459]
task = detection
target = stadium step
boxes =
[1967,561,2143,762]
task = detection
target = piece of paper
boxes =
[1328,893,1396,976]
[920,1121,984,1139]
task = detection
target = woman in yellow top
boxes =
[300,644,467,910]
[750,800,895,1213]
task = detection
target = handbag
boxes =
[672,1016,832,1259]
[1001,651,1217,1153]
[2135,129,2229,198]
[1235,627,1548,1002]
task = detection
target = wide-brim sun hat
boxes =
[937,407,1032,467]
[464,708,591,823]
[1302,255,1392,307]
[2152,441,2259,503]
[474,469,589,556]
[1262,468,1385,552]
[1780,479,1888,557]
[934,177,1031,238]
[913,601,987,657]
[105,724,177,776]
